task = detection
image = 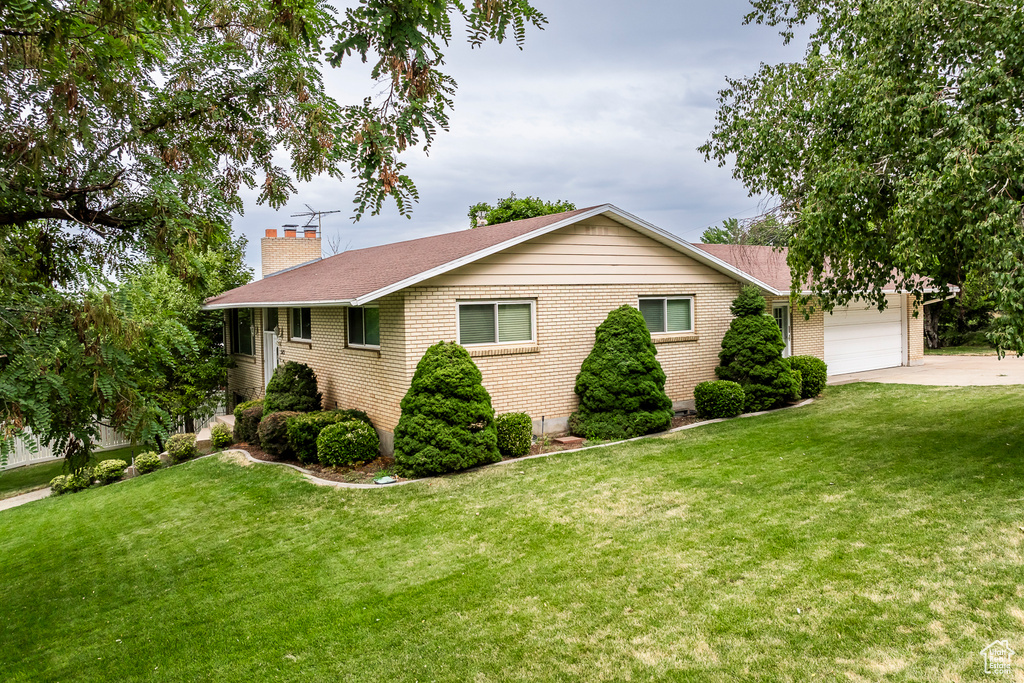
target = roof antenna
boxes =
[290,205,341,237]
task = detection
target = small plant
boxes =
[166,433,198,463]
[257,411,301,458]
[495,412,533,457]
[264,361,322,414]
[49,474,68,495]
[693,380,745,419]
[134,451,162,474]
[93,459,128,485]
[210,422,233,449]
[51,470,92,495]
[233,399,263,442]
[286,409,374,464]
[789,355,828,398]
[317,420,380,467]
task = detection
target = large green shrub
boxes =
[93,459,128,485]
[715,287,802,412]
[394,341,501,477]
[495,412,532,457]
[316,420,380,467]
[257,411,301,458]
[789,355,828,398]
[693,380,745,419]
[134,451,162,474]
[569,305,674,440]
[166,433,198,463]
[210,422,233,449]
[286,409,374,464]
[232,399,263,442]
[264,362,322,414]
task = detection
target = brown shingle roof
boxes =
[204,206,602,308]
[691,244,795,291]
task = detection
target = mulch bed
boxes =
[235,442,400,485]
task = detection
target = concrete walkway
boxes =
[0,487,50,512]
[828,354,1024,386]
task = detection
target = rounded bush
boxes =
[286,409,375,464]
[569,305,674,440]
[264,362,322,414]
[210,422,233,449]
[232,399,263,442]
[317,420,380,467]
[789,355,828,398]
[49,474,68,495]
[52,470,91,494]
[495,412,533,457]
[394,341,501,477]
[257,411,301,458]
[134,451,162,474]
[166,433,198,463]
[94,459,128,485]
[693,380,745,419]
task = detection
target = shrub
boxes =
[264,361,322,414]
[715,287,802,412]
[49,474,68,495]
[52,470,92,495]
[495,412,532,457]
[134,451,162,474]
[317,420,380,467]
[693,381,745,419]
[93,459,128,485]
[394,341,501,477]
[166,433,198,463]
[210,422,233,449]
[569,305,674,440]
[789,355,828,398]
[286,409,375,464]
[232,399,263,442]
[258,411,301,458]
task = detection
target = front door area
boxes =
[263,308,279,388]
[773,303,791,358]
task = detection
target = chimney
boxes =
[261,225,322,277]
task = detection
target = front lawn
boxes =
[0,444,155,501]
[0,384,1021,681]
[925,343,998,355]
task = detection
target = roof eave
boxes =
[202,299,355,311]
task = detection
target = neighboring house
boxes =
[203,205,926,452]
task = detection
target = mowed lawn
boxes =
[1,384,1022,682]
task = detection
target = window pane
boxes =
[238,308,253,355]
[229,310,239,354]
[265,308,278,331]
[498,304,532,342]
[301,308,311,340]
[639,299,665,333]
[459,304,495,344]
[291,308,301,339]
[364,308,380,346]
[666,299,692,332]
[348,308,364,346]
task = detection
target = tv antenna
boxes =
[290,205,340,236]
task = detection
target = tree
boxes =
[700,215,790,247]
[701,0,1024,353]
[468,192,575,228]
[569,305,674,440]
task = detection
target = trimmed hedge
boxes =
[286,409,374,464]
[93,459,128,485]
[495,412,532,457]
[790,355,828,398]
[693,380,745,419]
[210,422,233,449]
[264,362,322,414]
[394,341,501,477]
[134,451,162,474]
[569,305,674,440]
[316,420,380,467]
[257,411,301,458]
[166,433,198,463]
[232,399,263,442]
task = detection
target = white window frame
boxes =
[456,299,536,347]
[638,296,695,334]
[347,305,381,350]
[772,302,791,358]
[289,307,312,343]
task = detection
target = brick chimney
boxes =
[261,226,322,277]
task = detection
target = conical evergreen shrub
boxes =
[264,361,322,413]
[715,286,802,412]
[569,305,674,440]
[394,342,501,477]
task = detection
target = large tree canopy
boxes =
[468,192,575,228]
[700,215,789,246]
[701,0,1024,353]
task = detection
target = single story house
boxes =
[203,205,925,452]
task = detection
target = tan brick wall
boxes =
[907,293,924,365]
[765,295,826,360]
[261,236,322,277]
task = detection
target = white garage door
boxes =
[824,295,905,375]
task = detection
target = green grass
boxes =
[1,384,1022,681]
[925,343,998,355]
[0,444,155,500]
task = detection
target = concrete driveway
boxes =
[828,354,1024,386]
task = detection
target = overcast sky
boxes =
[236,0,806,276]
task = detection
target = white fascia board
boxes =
[201,299,354,311]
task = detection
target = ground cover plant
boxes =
[0,384,1022,681]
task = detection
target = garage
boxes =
[824,295,906,375]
